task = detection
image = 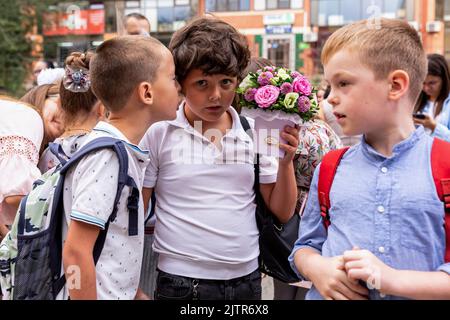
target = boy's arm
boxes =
[63,149,120,300]
[142,187,154,214]
[344,249,450,299]
[288,165,368,300]
[260,126,299,223]
[294,248,368,300]
[63,220,100,300]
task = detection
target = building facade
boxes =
[39,1,450,73]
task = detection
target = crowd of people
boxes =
[0,14,449,300]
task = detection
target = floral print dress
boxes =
[294,119,343,215]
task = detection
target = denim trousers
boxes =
[155,269,262,300]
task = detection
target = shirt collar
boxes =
[93,121,149,155]
[360,125,426,162]
[167,102,251,142]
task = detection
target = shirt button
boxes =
[378,246,385,253]
[377,206,385,214]
[381,167,388,173]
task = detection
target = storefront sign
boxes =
[263,13,295,26]
[43,9,105,36]
[265,25,292,34]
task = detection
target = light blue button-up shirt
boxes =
[289,126,450,300]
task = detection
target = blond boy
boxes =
[289,19,450,300]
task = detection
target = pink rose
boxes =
[291,71,301,79]
[280,82,293,94]
[244,88,257,101]
[254,85,280,109]
[292,76,312,96]
[298,96,311,113]
[257,71,274,86]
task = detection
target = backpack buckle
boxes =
[442,179,450,212]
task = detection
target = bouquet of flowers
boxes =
[237,66,318,157]
[236,66,318,122]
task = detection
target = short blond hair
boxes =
[322,19,427,102]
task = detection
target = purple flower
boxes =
[254,85,280,109]
[244,88,257,101]
[280,82,293,94]
[257,71,274,86]
[264,66,275,72]
[298,96,311,113]
[292,76,312,96]
[290,71,301,79]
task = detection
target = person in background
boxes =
[0,96,44,237]
[38,51,106,173]
[20,83,65,160]
[32,60,55,86]
[124,13,151,36]
[414,53,450,141]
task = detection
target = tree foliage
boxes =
[0,0,59,96]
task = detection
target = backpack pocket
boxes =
[0,237,14,299]
[13,231,55,300]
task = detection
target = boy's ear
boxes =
[388,70,410,101]
[138,81,154,105]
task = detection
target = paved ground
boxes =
[261,274,274,300]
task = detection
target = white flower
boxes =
[277,68,290,81]
[284,92,299,109]
[239,74,255,91]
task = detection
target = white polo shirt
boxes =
[58,121,150,300]
[140,105,278,280]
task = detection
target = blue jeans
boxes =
[155,269,262,300]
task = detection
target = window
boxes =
[312,0,408,26]
[266,0,291,9]
[206,0,250,12]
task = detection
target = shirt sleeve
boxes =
[288,163,328,280]
[432,122,450,142]
[258,154,278,184]
[69,149,120,229]
[139,125,160,189]
[437,263,450,275]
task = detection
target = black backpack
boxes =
[240,116,300,284]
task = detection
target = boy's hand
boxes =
[279,125,299,164]
[343,247,396,295]
[308,254,369,300]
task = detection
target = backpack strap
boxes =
[51,137,140,297]
[317,147,350,230]
[59,136,139,236]
[430,138,450,263]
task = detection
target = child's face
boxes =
[150,48,180,122]
[43,95,64,142]
[324,50,391,136]
[422,75,443,100]
[181,69,238,123]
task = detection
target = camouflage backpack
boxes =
[0,137,140,300]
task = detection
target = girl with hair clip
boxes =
[414,53,450,141]
[38,51,106,173]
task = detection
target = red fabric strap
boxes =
[431,138,450,263]
[317,147,349,230]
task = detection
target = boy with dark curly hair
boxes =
[140,17,299,300]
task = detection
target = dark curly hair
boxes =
[169,16,251,84]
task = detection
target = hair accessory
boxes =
[63,66,90,93]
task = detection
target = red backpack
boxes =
[318,138,450,263]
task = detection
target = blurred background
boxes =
[0,0,448,97]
